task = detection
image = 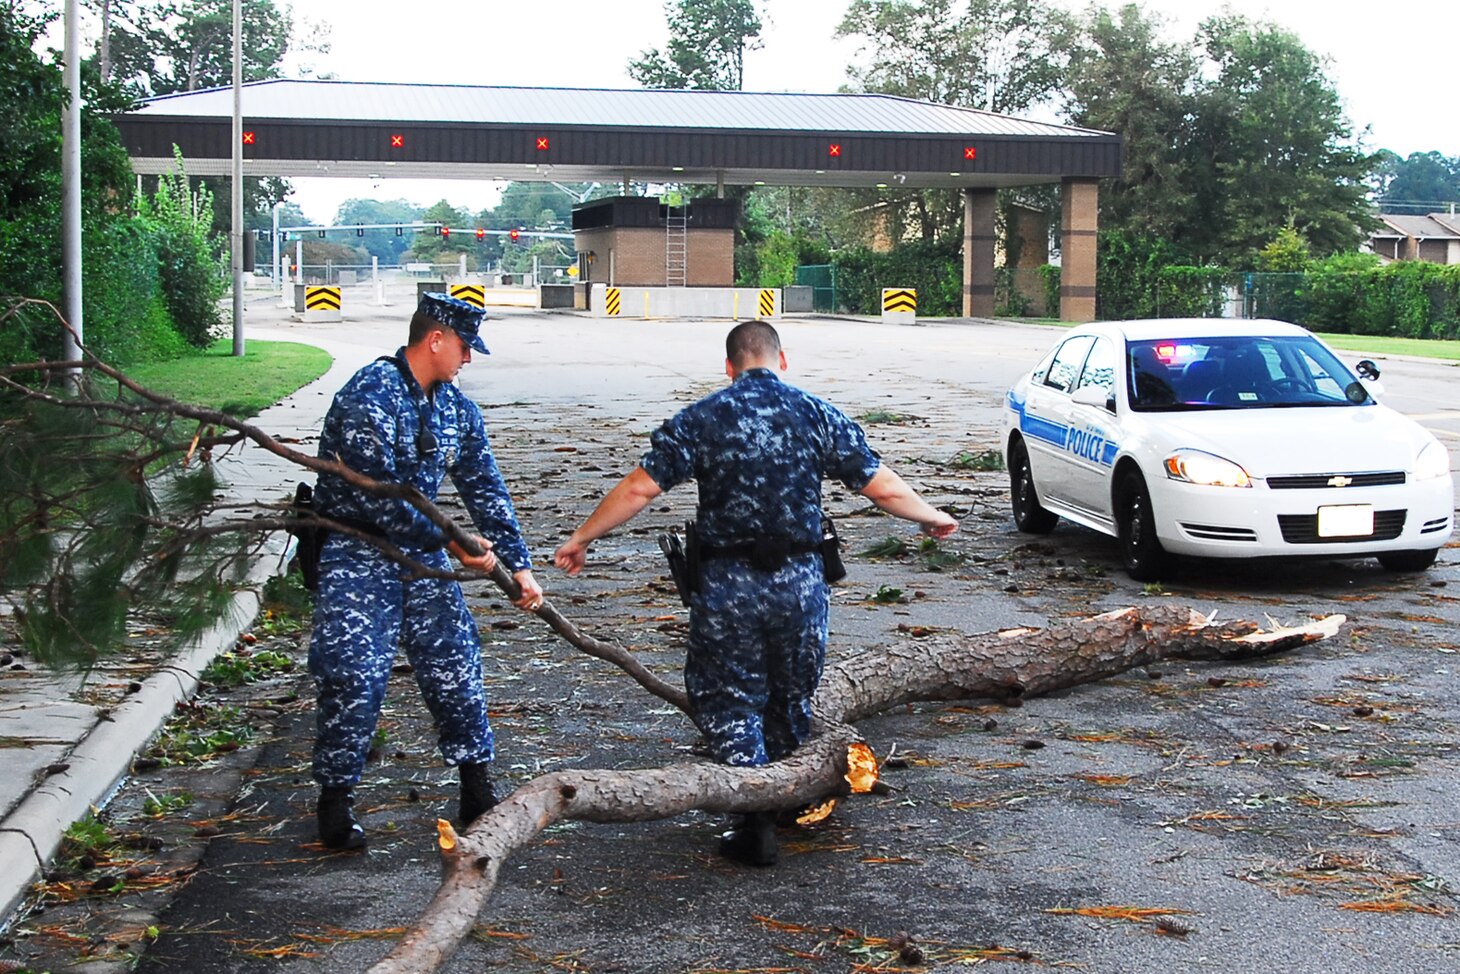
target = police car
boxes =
[1002,319,1454,580]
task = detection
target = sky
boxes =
[110,0,1460,222]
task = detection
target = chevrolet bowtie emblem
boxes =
[1328,475,1353,487]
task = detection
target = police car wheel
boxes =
[1116,470,1174,582]
[1376,548,1437,572]
[1009,438,1058,535]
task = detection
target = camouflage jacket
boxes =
[640,368,880,547]
[314,348,531,571]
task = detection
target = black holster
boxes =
[286,482,327,592]
[819,515,847,583]
[658,521,700,607]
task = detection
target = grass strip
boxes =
[126,339,332,417]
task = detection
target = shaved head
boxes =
[725,320,781,368]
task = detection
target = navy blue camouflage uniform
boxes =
[309,349,531,789]
[640,368,880,767]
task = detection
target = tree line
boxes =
[638,0,1460,321]
[7,0,1460,362]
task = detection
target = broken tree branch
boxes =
[367,605,1344,973]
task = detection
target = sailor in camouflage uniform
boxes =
[309,292,544,850]
[555,320,956,865]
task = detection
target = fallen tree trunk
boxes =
[368,605,1344,974]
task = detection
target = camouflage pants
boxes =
[308,534,493,788]
[685,554,829,766]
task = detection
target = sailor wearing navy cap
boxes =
[308,291,543,849]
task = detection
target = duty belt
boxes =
[700,536,820,573]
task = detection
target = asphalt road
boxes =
[5,306,1458,973]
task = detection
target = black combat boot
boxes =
[317,786,366,850]
[718,811,779,867]
[458,761,499,825]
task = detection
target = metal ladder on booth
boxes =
[665,206,688,286]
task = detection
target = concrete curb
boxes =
[0,557,274,927]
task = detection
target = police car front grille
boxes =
[1266,471,1406,490]
[1179,523,1258,542]
[1421,516,1452,535]
[1277,509,1407,544]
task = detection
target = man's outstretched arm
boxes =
[553,466,665,575]
[859,466,959,538]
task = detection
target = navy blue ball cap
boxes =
[419,292,490,354]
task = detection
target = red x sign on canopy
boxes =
[964,146,977,159]
[390,134,405,148]
[828,143,841,157]
[241,131,255,145]
[536,137,550,150]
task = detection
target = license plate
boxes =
[1317,504,1374,537]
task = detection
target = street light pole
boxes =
[272,200,282,299]
[230,0,245,356]
[62,0,83,373]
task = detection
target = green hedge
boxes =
[1094,230,1460,339]
[1155,266,1227,318]
[1300,258,1460,339]
[1038,264,1061,318]
[823,240,963,316]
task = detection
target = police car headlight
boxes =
[1164,450,1252,488]
[1414,441,1451,481]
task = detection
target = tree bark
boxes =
[99,0,112,83]
[368,605,1344,974]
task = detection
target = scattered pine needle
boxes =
[1340,897,1451,916]
[1073,773,1132,786]
[472,925,534,941]
[755,916,820,935]
[1046,905,1195,924]
[295,926,407,943]
[234,942,323,959]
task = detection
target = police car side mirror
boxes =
[1071,384,1114,412]
[1356,359,1380,380]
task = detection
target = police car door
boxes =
[1063,336,1118,519]
[1022,334,1096,508]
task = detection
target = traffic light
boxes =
[317,229,326,238]
[356,226,365,237]
[441,227,450,239]
[395,226,404,237]
[509,228,520,243]
[475,228,485,240]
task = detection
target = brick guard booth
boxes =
[572,196,738,288]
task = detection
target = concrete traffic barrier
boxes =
[449,283,485,309]
[304,286,342,322]
[589,285,783,319]
[882,287,917,325]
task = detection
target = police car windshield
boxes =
[1126,335,1367,411]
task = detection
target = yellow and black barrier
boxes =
[449,283,485,309]
[758,289,776,317]
[604,287,622,316]
[305,286,341,311]
[304,285,342,321]
[881,287,917,324]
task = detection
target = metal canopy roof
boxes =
[114,79,1121,190]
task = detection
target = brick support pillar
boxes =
[1060,178,1099,323]
[962,188,996,317]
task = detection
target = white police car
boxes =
[1002,319,1454,580]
